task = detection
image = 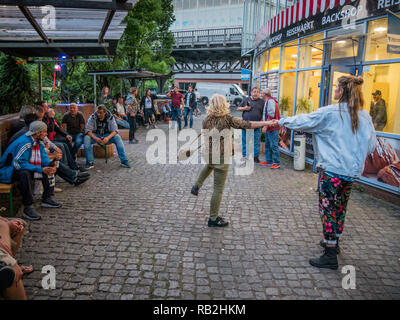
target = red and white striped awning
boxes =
[255,0,358,46]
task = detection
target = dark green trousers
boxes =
[195,163,230,219]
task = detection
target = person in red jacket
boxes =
[261,88,280,169]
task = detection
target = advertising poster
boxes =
[362,135,400,188]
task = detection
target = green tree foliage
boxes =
[118,0,175,80]
[0,54,34,115]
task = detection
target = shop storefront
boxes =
[252,0,400,194]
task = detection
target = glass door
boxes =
[324,65,361,105]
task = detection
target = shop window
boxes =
[365,18,400,62]
[279,72,295,117]
[281,41,298,71]
[278,72,294,151]
[299,33,323,68]
[257,55,262,76]
[328,24,363,60]
[262,50,269,73]
[362,63,400,134]
[268,47,280,71]
[296,70,321,115]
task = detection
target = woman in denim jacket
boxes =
[274,75,377,270]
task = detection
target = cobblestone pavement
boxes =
[14,108,400,300]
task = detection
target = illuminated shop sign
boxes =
[255,0,400,50]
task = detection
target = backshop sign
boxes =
[255,0,400,50]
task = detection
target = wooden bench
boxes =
[77,144,114,163]
[0,183,14,217]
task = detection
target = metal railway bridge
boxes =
[171,27,251,77]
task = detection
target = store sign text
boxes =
[268,33,282,46]
[287,21,315,37]
[322,6,363,26]
[378,0,400,10]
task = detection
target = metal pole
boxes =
[38,63,42,101]
[94,74,97,110]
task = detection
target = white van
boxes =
[195,82,247,107]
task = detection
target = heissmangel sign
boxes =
[255,0,400,50]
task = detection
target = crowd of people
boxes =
[97,86,202,140]
[0,76,378,299]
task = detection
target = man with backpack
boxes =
[261,88,281,169]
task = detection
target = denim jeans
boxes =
[70,133,84,157]
[127,114,137,141]
[265,129,280,165]
[144,108,154,125]
[84,133,127,164]
[55,136,74,157]
[183,107,193,128]
[54,141,78,170]
[115,117,130,129]
[241,128,261,158]
[171,107,182,130]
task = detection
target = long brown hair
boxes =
[337,75,364,133]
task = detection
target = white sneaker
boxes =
[153,124,158,129]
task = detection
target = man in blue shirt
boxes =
[0,121,62,221]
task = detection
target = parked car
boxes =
[195,82,247,107]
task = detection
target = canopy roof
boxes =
[0,0,137,58]
[88,70,173,80]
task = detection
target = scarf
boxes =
[30,141,43,178]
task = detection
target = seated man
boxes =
[113,96,130,129]
[84,105,131,169]
[10,113,90,187]
[61,103,86,157]
[36,106,83,172]
[162,103,172,121]
[0,121,62,221]
[0,217,30,300]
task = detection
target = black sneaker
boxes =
[309,247,338,270]
[254,157,260,163]
[208,217,229,227]
[41,198,62,208]
[191,185,199,196]
[23,206,41,221]
[0,261,15,291]
[77,172,90,179]
[74,176,90,186]
[78,166,87,172]
[320,239,341,254]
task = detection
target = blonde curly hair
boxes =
[206,94,230,117]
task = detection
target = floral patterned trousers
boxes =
[318,171,353,245]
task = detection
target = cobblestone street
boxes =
[15,110,400,300]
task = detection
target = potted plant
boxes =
[296,97,312,115]
[279,96,291,116]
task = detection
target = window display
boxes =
[268,47,280,71]
[299,33,323,68]
[365,18,400,61]
[281,41,297,71]
[362,63,400,134]
[296,70,321,115]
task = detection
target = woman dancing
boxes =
[191,94,274,227]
